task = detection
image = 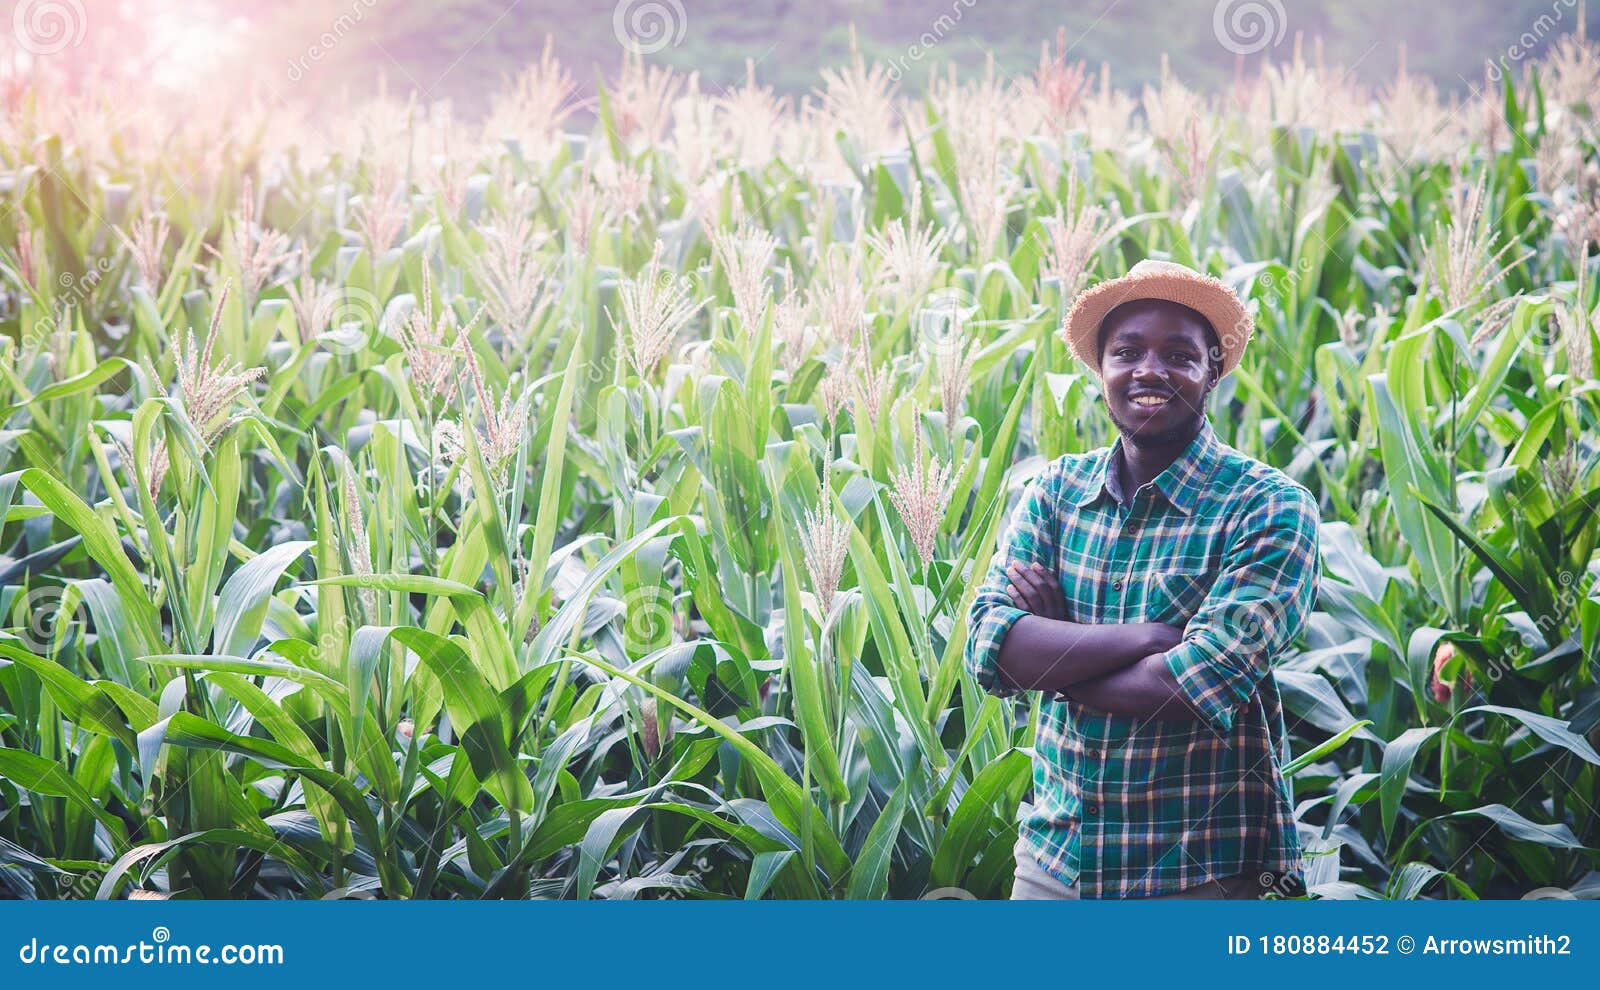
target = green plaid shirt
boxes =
[966,416,1321,898]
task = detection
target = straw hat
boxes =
[1061,259,1254,378]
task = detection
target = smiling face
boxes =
[1097,299,1222,447]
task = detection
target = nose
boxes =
[1131,352,1168,380]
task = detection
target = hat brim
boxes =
[1062,268,1254,378]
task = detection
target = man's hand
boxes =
[1006,561,1068,620]
[1006,561,1188,655]
[1143,621,1187,654]
[989,561,1192,694]
[1053,620,1194,718]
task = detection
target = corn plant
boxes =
[2,34,1599,900]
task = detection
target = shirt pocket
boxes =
[1144,568,1215,626]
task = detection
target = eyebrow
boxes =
[1104,327,1206,347]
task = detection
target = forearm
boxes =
[1059,653,1204,722]
[995,618,1164,693]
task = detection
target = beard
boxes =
[1106,401,1204,449]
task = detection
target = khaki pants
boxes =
[1010,838,1263,900]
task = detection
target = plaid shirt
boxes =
[965,416,1321,898]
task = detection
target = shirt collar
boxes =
[1073,417,1223,516]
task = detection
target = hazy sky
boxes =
[7,0,1595,110]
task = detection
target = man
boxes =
[965,258,1322,900]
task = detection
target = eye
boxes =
[1170,352,1196,364]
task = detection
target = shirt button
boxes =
[1111,580,1123,591]
[1085,803,1099,816]
[1127,522,1139,534]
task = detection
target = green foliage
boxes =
[2,37,1599,901]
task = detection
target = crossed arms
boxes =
[964,469,1321,733]
[995,561,1201,722]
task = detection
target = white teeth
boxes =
[1132,395,1168,407]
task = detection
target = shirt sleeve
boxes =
[965,457,1063,698]
[1161,481,1321,732]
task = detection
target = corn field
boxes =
[1,36,1599,900]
